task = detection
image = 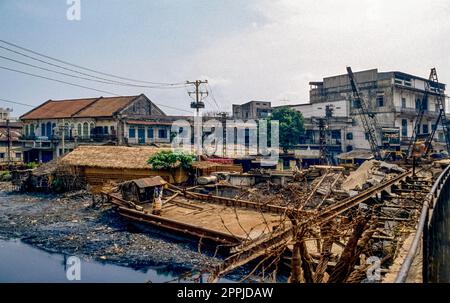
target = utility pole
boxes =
[57,119,67,157]
[186,80,208,156]
[186,80,208,115]
[217,112,229,157]
[6,119,11,168]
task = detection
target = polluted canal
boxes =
[0,185,234,283]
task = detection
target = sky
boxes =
[1,0,450,117]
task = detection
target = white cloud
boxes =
[182,0,450,112]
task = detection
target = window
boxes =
[346,133,353,140]
[422,98,428,111]
[401,98,406,108]
[331,130,341,140]
[377,95,384,107]
[0,153,4,159]
[346,145,353,152]
[77,124,82,137]
[110,126,115,134]
[352,100,361,109]
[103,126,109,134]
[158,128,167,139]
[48,122,53,138]
[432,124,437,131]
[415,99,422,112]
[365,133,370,140]
[83,122,89,138]
[129,128,136,138]
[147,128,154,139]
[15,153,21,159]
[30,124,35,137]
[64,123,69,138]
[401,119,408,137]
[423,124,429,134]
[90,123,95,136]
[41,123,46,136]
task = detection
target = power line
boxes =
[206,83,222,111]
[0,65,120,96]
[0,66,194,114]
[0,98,34,108]
[0,39,185,86]
[0,46,189,89]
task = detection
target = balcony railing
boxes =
[20,134,117,143]
[395,106,440,117]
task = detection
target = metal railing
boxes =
[395,164,450,283]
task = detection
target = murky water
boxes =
[0,240,184,283]
[0,238,210,283]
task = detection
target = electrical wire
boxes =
[0,46,189,89]
[0,39,185,86]
[206,83,222,111]
[0,66,194,114]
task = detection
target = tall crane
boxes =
[346,67,382,159]
[407,68,450,157]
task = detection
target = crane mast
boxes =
[407,68,450,158]
[346,67,382,159]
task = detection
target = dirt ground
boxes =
[0,182,230,279]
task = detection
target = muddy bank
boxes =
[0,182,228,279]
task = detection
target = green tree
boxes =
[270,107,305,153]
[147,150,196,181]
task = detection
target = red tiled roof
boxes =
[20,98,98,120]
[74,96,139,118]
[20,95,141,120]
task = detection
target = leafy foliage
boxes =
[26,162,38,169]
[147,150,196,170]
[270,107,305,152]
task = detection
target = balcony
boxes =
[20,134,118,148]
[395,106,440,118]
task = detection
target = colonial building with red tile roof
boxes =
[20,94,170,163]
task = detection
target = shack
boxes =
[62,146,189,192]
[119,176,167,204]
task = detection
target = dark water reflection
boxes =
[0,238,227,283]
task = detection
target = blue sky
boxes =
[1,0,450,116]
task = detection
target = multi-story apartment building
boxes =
[0,121,23,164]
[287,68,447,156]
[232,101,272,119]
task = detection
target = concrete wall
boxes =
[426,174,450,282]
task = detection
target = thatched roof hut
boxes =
[62,146,170,170]
[61,146,188,189]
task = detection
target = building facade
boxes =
[232,101,272,120]
[0,121,23,164]
[285,68,448,156]
[20,94,167,163]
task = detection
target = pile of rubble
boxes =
[341,160,405,193]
